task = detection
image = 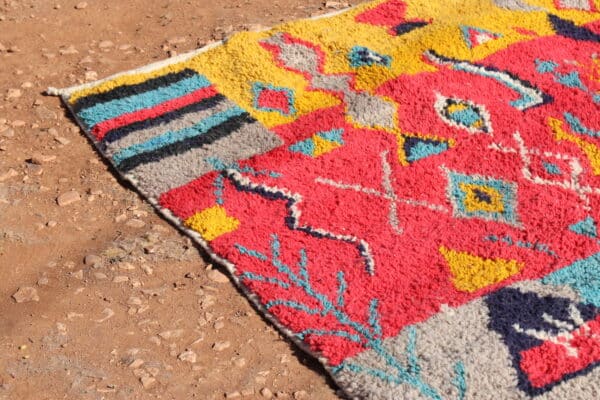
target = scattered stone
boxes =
[260,388,273,399]
[98,40,114,49]
[59,45,78,55]
[112,276,129,283]
[85,71,98,81]
[54,136,70,145]
[245,23,267,32]
[325,1,350,9]
[232,357,246,368]
[214,320,225,330]
[93,272,108,280]
[84,254,102,266]
[114,213,127,223]
[129,359,145,369]
[207,269,229,284]
[141,264,153,275]
[6,88,21,99]
[46,220,57,228]
[57,191,81,206]
[95,308,115,323]
[12,286,39,303]
[75,2,88,10]
[125,219,145,228]
[275,392,290,399]
[225,392,241,399]
[212,341,231,352]
[26,164,44,176]
[37,276,49,286]
[293,391,309,400]
[158,329,184,340]
[11,120,26,128]
[118,262,135,270]
[177,349,197,363]
[0,168,18,182]
[127,296,142,306]
[1,128,15,138]
[140,376,156,389]
[71,270,84,280]
[30,153,56,164]
[241,388,255,396]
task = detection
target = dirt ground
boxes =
[0,1,361,399]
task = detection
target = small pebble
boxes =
[212,341,231,352]
[84,254,102,266]
[158,329,184,340]
[125,219,145,228]
[112,276,129,283]
[57,190,81,206]
[30,153,56,164]
[0,168,18,182]
[207,269,229,284]
[128,359,144,369]
[177,349,197,363]
[12,286,39,303]
[140,376,155,389]
[75,2,88,10]
[260,388,273,399]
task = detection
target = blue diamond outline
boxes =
[446,169,520,226]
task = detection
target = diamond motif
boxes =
[252,82,296,116]
[434,93,492,134]
[444,168,520,226]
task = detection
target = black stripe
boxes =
[102,94,226,144]
[72,68,198,113]
[549,14,600,43]
[117,113,255,172]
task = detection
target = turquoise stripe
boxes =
[78,74,211,127]
[112,106,245,165]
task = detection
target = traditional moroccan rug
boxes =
[52,0,600,398]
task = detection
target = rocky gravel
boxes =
[0,0,358,399]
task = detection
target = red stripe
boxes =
[91,86,219,141]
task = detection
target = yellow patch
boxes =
[460,183,505,213]
[67,0,600,130]
[439,246,524,293]
[548,117,600,175]
[312,134,342,157]
[184,206,240,241]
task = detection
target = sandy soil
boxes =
[0,1,359,399]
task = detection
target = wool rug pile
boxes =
[54,0,600,398]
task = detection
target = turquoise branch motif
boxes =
[205,156,282,205]
[235,234,467,399]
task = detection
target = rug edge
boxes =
[45,4,361,98]
[56,88,352,400]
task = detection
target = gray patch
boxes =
[311,74,351,92]
[129,121,282,198]
[335,278,600,399]
[493,0,544,11]
[261,33,320,74]
[346,92,396,129]
[334,299,521,400]
[105,99,235,155]
[556,0,593,10]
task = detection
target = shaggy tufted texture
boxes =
[54,1,600,398]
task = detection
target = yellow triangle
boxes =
[184,205,240,241]
[312,135,341,157]
[439,246,524,293]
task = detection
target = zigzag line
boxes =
[223,169,376,276]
